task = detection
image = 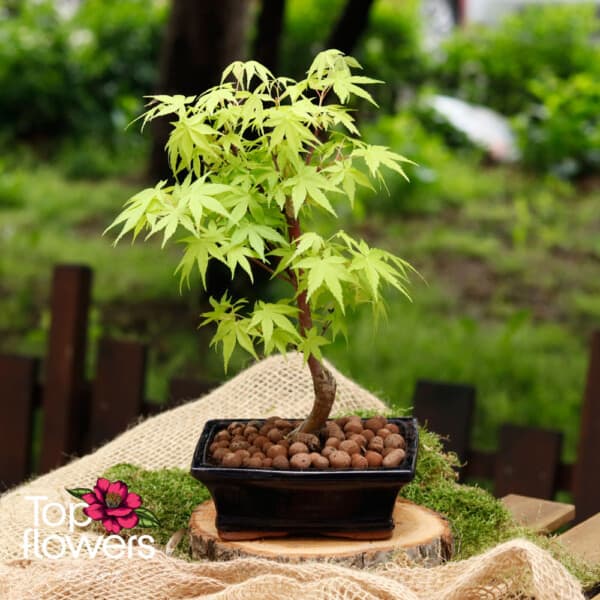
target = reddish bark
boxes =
[284,200,337,433]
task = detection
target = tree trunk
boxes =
[298,356,337,434]
[149,0,250,180]
[252,0,286,74]
[326,0,375,55]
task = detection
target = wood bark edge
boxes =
[190,498,453,568]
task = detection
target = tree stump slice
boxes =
[190,499,453,568]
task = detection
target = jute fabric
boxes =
[0,354,584,599]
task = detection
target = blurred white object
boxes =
[420,0,599,40]
[420,0,458,51]
[426,95,520,162]
[464,0,600,25]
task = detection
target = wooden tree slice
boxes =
[190,499,453,568]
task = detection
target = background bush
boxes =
[357,111,489,215]
[435,4,600,116]
[280,0,429,112]
[515,74,600,178]
[352,0,431,111]
[0,0,166,143]
[0,2,75,140]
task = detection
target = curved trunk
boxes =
[284,200,337,433]
[298,356,337,433]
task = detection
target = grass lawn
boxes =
[1,151,598,462]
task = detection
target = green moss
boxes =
[401,429,600,589]
[101,430,600,587]
[400,428,515,559]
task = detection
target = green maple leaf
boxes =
[297,327,330,362]
[230,222,287,261]
[287,165,339,217]
[295,254,353,312]
[224,244,255,282]
[353,144,415,181]
[175,224,225,289]
[349,241,413,301]
[249,302,300,350]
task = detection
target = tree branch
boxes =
[249,257,294,287]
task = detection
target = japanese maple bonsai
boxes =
[109,49,414,437]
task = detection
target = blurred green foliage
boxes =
[0,0,166,142]
[418,3,600,176]
[358,111,490,214]
[351,0,430,110]
[327,299,586,462]
[280,0,346,78]
[0,2,75,139]
[281,0,428,111]
[437,4,600,116]
[515,74,600,177]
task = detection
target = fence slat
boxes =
[40,265,92,472]
[573,331,600,523]
[494,425,562,499]
[501,494,575,533]
[87,338,147,450]
[0,355,37,489]
[463,449,495,480]
[167,377,217,408]
[558,512,600,566]
[413,380,475,464]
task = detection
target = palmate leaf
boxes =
[138,94,195,130]
[265,106,319,154]
[105,181,169,244]
[286,165,339,217]
[294,254,353,312]
[307,49,357,87]
[176,226,225,290]
[328,69,380,106]
[135,185,194,248]
[290,232,325,263]
[249,301,300,350]
[214,320,256,371]
[194,84,236,115]
[224,244,255,282]
[297,327,330,362]
[230,222,288,261]
[349,242,413,302]
[184,178,231,227]
[352,144,416,181]
[221,59,274,89]
[201,295,254,371]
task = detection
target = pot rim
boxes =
[190,417,419,482]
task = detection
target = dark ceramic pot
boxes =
[190,417,418,538]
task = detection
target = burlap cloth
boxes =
[0,354,584,599]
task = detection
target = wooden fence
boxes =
[0,265,214,490]
[1,264,599,524]
[413,329,600,524]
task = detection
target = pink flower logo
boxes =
[67,478,159,534]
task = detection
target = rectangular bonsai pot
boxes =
[190,417,418,538]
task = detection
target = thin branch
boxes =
[249,257,294,286]
[305,144,317,166]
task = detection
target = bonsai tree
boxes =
[108,50,414,435]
